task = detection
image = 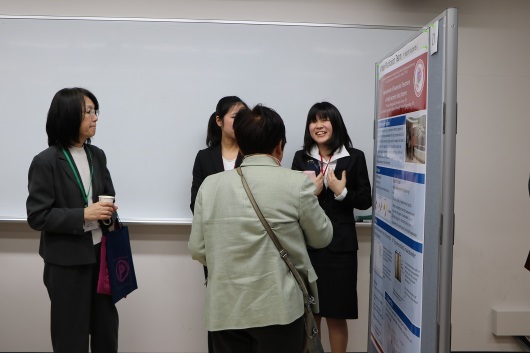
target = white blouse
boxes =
[222,156,237,171]
[69,146,102,244]
[307,145,350,200]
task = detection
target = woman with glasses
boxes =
[27,87,119,353]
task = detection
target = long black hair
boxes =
[302,102,352,154]
[206,96,246,146]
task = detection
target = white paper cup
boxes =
[98,195,115,225]
[98,195,115,204]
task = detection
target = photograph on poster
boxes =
[405,115,426,164]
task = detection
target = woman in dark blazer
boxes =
[190,96,246,353]
[292,102,372,353]
[190,96,247,213]
[26,88,119,353]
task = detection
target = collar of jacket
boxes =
[240,154,281,167]
[307,144,350,162]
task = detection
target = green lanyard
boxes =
[62,146,93,207]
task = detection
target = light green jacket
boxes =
[189,154,333,331]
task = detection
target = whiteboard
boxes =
[0,16,416,223]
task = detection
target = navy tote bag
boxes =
[105,218,138,304]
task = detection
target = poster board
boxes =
[367,8,458,353]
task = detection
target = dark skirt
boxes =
[309,247,358,319]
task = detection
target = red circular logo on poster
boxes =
[414,59,425,97]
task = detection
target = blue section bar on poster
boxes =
[375,217,423,253]
[378,114,406,128]
[376,166,426,184]
[385,292,421,337]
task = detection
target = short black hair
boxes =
[234,104,286,155]
[302,102,352,154]
[46,87,99,147]
[206,96,247,147]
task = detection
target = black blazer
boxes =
[26,144,116,266]
[190,144,243,213]
[292,147,372,252]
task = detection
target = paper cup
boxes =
[98,195,115,204]
[99,195,115,225]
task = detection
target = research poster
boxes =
[370,30,429,353]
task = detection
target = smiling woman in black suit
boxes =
[26,88,119,353]
[292,102,372,353]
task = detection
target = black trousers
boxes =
[43,243,119,353]
[210,315,305,353]
[204,266,214,353]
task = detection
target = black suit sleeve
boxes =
[26,152,85,235]
[90,147,117,227]
[98,149,116,199]
[191,146,232,213]
[291,150,304,171]
[190,151,205,213]
[291,150,319,174]
[340,150,372,210]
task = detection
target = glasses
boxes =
[85,108,99,117]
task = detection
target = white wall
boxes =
[1,0,530,352]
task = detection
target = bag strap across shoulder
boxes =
[236,167,313,304]
[237,166,322,344]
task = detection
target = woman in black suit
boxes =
[190,96,247,213]
[26,88,119,353]
[292,102,372,353]
[190,96,246,353]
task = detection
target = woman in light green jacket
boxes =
[189,104,333,353]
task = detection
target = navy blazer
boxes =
[190,144,243,213]
[26,144,116,266]
[292,147,372,252]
